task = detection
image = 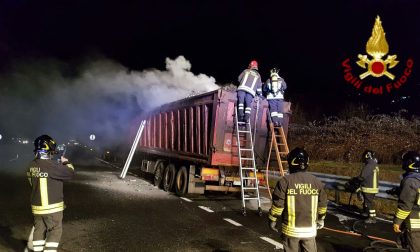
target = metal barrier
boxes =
[264,170,399,201]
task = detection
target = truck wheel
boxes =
[154,161,165,188]
[175,166,188,196]
[163,164,176,192]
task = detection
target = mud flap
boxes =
[188,165,205,194]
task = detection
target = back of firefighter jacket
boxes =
[264,77,287,100]
[360,159,379,194]
[237,69,262,96]
[271,172,328,238]
[27,159,74,215]
[394,173,420,231]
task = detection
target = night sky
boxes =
[0,0,419,141]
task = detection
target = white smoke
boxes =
[0,56,220,147]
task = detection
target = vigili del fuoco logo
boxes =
[341,16,414,95]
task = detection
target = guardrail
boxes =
[264,170,399,201]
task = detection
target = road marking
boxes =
[223,218,242,227]
[180,197,192,202]
[198,206,214,213]
[260,237,283,250]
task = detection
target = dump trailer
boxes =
[136,88,291,196]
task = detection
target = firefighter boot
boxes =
[270,117,277,126]
[243,114,250,123]
[276,118,283,127]
[361,206,369,218]
[238,110,244,122]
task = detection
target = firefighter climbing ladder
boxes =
[234,108,262,216]
[120,120,147,179]
[265,122,290,199]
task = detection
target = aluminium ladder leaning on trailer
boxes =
[120,120,147,179]
[234,108,262,216]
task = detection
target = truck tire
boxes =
[163,163,176,192]
[175,166,188,196]
[154,161,165,188]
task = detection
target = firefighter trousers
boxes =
[237,90,253,120]
[33,211,63,252]
[268,99,284,125]
[362,193,376,218]
[281,234,317,252]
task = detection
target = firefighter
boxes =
[268,147,328,252]
[237,60,263,122]
[393,151,420,251]
[26,135,74,252]
[263,68,287,126]
[358,149,379,223]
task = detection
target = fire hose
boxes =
[322,221,406,252]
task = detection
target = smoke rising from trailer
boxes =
[0,56,220,148]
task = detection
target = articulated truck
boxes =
[136,88,291,196]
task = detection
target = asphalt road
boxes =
[0,144,401,252]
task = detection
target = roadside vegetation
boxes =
[288,106,420,173]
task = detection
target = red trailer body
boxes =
[137,88,290,194]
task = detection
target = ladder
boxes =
[265,122,290,199]
[120,120,147,179]
[234,108,262,216]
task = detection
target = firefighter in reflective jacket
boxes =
[393,151,420,252]
[268,147,328,252]
[263,68,287,126]
[358,150,379,223]
[237,60,262,122]
[27,135,74,252]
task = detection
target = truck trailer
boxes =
[136,88,291,196]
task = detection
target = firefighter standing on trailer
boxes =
[268,147,327,252]
[393,151,420,252]
[263,68,287,126]
[27,135,74,252]
[236,60,262,122]
[358,150,379,224]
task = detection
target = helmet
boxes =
[270,68,279,75]
[362,149,376,164]
[287,147,309,173]
[248,60,258,70]
[401,151,420,173]
[34,135,57,154]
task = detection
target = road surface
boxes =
[0,144,401,251]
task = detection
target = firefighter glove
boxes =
[316,219,325,229]
[269,220,279,232]
[393,224,401,233]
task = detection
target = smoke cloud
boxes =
[0,56,220,148]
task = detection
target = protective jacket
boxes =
[360,159,379,194]
[394,172,420,231]
[27,159,74,215]
[269,172,328,238]
[237,69,262,97]
[263,73,287,100]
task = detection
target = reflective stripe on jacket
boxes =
[269,172,328,238]
[27,159,74,215]
[394,173,420,231]
[264,75,287,100]
[237,69,262,96]
[360,159,379,194]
